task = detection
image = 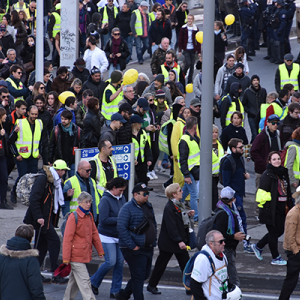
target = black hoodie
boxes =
[82,75,107,106]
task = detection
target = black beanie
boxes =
[251,74,260,83]
[172,103,183,121]
[235,62,244,70]
[111,70,123,84]
[155,74,164,84]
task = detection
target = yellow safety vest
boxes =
[132,129,148,163]
[212,140,224,174]
[256,188,272,208]
[284,144,300,180]
[90,154,118,196]
[51,12,61,38]
[225,98,244,127]
[161,64,181,83]
[12,2,28,12]
[149,11,155,23]
[65,175,100,213]
[25,8,37,29]
[101,83,123,120]
[184,11,187,23]
[153,100,169,110]
[270,102,286,120]
[6,77,24,103]
[102,5,118,23]
[178,134,200,171]
[279,63,299,91]
[258,103,270,133]
[133,9,150,36]
[15,118,43,159]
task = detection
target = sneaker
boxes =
[41,275,52,284]
[0,202,14,210]
[151,170,158,179]
[92,285,99,295]
[156,166,165,173]
[244,244,254,254]
[52,275,69,284]
[251,243,263,260]
[162,163,171,169]
[147,172,154,180]
[271,255,287,266]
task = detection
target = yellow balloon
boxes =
[225,14,235,26]
[123,69,139,85]
[196,31,203,44]
[186,84,193,93]
[58,91,75,104]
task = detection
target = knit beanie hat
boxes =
[111,70,123,84]
[235,62,244,70]
[251,74,260,83]
[155,89,165,98]
[155,74,164,84]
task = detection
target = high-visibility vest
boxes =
[102,5,118,23]
[12,2,28,12]
[149,11,155,23]
[132,129,148,163]
[161,64,181,83]
[90,154,118,196]
[279,63,299,91]
[269,102,287,120]
[256,188,271,208]
[225,98,244,127]
[258,103,270,133]
[184,11,187,23]
[133,9,150,36]
[159,119,176,155]
[25,8,37,29]
[153,100,169,110]
[101,83,123,120]
[178,134,200,171]
[284,144,300,179]
[15,118,43,159]
[6,77,24,103]
[51,12,61,38]
[65,175,100,213]
[212,140,225,174]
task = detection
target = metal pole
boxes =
[199,0,215,221]
[128,143,135,200]
[35,0,44,82]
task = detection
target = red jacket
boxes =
[63,208,104,263]
[178,24,201,53]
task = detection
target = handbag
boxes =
[190,166,200,181]
[130,215,150,235]
[23,61,34,73]
[189,228,197,249]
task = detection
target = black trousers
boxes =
[148,249,190,288]
[257,213,285,259]
[35,222,60,272]
[212,176,219,211]
[183,49,196,84]
[279,251,300,300]
[149,139,159,172]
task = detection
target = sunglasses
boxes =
[40,86,45,89]
[84,169,92,173]
[182,5,187,7]
[271,122,279,125]
[139,192,149,196]
[1,95,9,99]
[17,71,22,74]
[214,239,226,244]
[286,60,292,62]
[113,33,120,36]
[236,146,244,149]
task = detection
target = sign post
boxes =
[75,144,135,199]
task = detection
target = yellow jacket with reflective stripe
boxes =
[284,144,300,180]
[161,64,181,83]
[133,9,150,36]
[212,140,224,174]
[25,8,37,29]
[101,83,123,120]
[279,63,299,91]
[225,99,244,127]
[149,12,155,23]
[51,12,61,38]
[256,188,272,208]
[12,2,28,12]
[90,154,118,196]
[15,118,43,159]
[102,5,118,23]
[178,134,200,171]
[132,129,148,163]
[6,77,24,103]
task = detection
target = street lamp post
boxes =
[35,0,44,82]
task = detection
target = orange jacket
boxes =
[63,208,104,263]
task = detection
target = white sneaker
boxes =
[151,170,158,179]
[147,172,154,180]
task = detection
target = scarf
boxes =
[293,139,300,146]
[79,205,91,215]
[216,200,237,235]
[61,123,74,136]
[49,167,64,214]
[267,163,287,178]
[111,37,121,67]
[171,199,190,227]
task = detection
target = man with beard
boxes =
[220,82,244,129]
[242,75,267,142]
[117,102,134,145]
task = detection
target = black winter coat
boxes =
[117,120,132,145]
[258,165,293,226]
[158,200,189,253]
[149,19,172,46]
[0,236,45,300]
[48,123,81,165]
[0,34,15,56]
[0,131,8,157]
[242,85,267,118]
[104,37,130,71]
[71,66,90,84]
[115,10,132,38]
[82,110,102,148]
[82,76,107,106]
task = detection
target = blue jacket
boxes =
[53,106,76,127]
[117,198,157,249]
[98,190,126,238]
[63,172,100,219]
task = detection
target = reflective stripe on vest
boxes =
[51,12,61,38]
[284,144,300,179]
[158,119,175,155]
[6,77,24,103]
[133,9,150,36]
[90,154,118,196]
[279,63,300,91]
[178,134,200,171]
[132,129,148,163]
[102,5,118,23]
[161,64,181,83]
[225,99,244,127]
[13,2,27,12]
[101,83,123,120]
[212,140,225,174]
[15,118,42,159]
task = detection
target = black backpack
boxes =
[219,154,245,185]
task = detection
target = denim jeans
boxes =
[248,116,258,143]
[90,242,124,293]
[181,173,199,221]
[103,33,111,49]
[109,63,121,77]
[134,36,149,63]
[170,28,176,49]
[123,35,133,63]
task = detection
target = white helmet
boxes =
[226,285,242,300]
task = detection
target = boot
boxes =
[0,202,14,210]
[248,39,256,56]
[11,191,17,204]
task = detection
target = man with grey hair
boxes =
[190,230,228,300]
[279,187,300,299]
[118,85,137,107]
